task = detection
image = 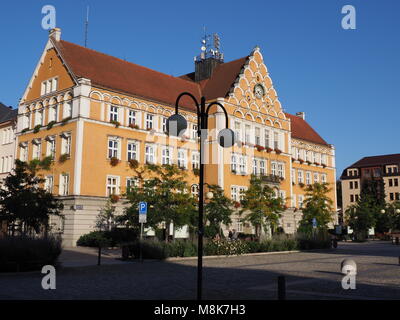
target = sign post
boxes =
[312,217,317,239]
[139,201,147,262]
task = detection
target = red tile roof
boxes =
[285,113,329,146]
[348,154,400,168]
[53,39,329,146]
[55,40,202,112]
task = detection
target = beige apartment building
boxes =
[340,154,400,212]
[0,103,17,182]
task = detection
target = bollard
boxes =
[97,246,102,266]
[278,276,286,300]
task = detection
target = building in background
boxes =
[0,102,17,181]
[16,28,337,246]
[340,154,400,213]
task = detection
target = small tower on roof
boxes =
[194,31,224,82]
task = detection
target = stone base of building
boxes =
[53,195,126,247]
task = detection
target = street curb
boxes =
[165,250,303,261]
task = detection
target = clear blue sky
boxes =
[0,0,399,177]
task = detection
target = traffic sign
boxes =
[312,217,317,228]
[139,201,147,223]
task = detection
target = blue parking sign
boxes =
[139,202,147,223]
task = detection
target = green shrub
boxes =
[77,228,138,247]
[296,231,331,250]
[0,236,62,272]
[127,240,168,260]
[76,231,111,247]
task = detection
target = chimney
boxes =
[49,27,61,41]
[296,112,305,120]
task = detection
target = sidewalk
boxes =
[59,246,129,268]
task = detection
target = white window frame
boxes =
[177,148,187,169]
[192,151,200,169]
[108,138,119,159]
[127,141,138,161]
[128,110,136,126]
[146,114,154,130]
[162,146,172,165]
[109,105,119,122]
[106,175,120,196]
[145,144,156,164]
[59,173,69,196]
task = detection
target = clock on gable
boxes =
[254,84,265,99]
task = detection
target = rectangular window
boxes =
[127,142,138,161]
[245,125,251,143]
[146,114,153,130]
[239,187,247,201]
[354,181,358,189]
[321,154,327,165]
[192,152,200,169]
[128,110,136,125]
[59,174,69,196]
[106,176,119,196]
[192,124,198,139]
[108,139,118,159]
[260,160,265,176]
[255,128,260,145]
[395,193,400,201]
[231,154,237,173]
[177,149,187,169]
[297,148,301,160]
[271,162,277,176]
[61,135,71,155]
[110,106,118,122]
[394,179,399,187]
[234,121,241,142]
[389,193,394,201]
[389,179,393,187]
[253,159,258,175]
[298,170,304,184]
[274,132,279,149]
[162,147,171,165]
[355,194,359,202]
[162,117,167,133]
[350,194,354,202]
[20,144,28,161]
[126,177,139,193]
[277,163,284,178]
[47,138,56,158]
[45,176,54,193]
[145,145,155,164]
[306,171,311,185]
[298,195,304,208]
[231,186,238,201]
[239,156,246,174]
[321,174,327,183]
[264,129,270,148]
[33,141,41,159]
[314,172,319,183]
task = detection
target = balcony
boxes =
[260,174,281,185]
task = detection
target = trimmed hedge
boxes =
[77,228,138,247]
[0,236,62,272]
[122,233,329,260]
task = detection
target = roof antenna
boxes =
[84,6,89,47]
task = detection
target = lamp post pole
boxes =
[167,92,234,301]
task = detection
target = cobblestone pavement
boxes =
[0,241,399,300]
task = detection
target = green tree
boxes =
[345,193,376,241]
[0,159,63,236]
[121,164,197,241]
[239,175,284,240]
[204,184,233,238]
[96,196,118,231]
[298,183,334,234]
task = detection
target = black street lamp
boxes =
[167,92,234,300]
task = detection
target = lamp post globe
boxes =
[380,209,385,214]
[217,128,235,148]
[166,114,187,137]
[396,209,400,214]
[206,191,214,200]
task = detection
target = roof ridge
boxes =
[59,40,201,87]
